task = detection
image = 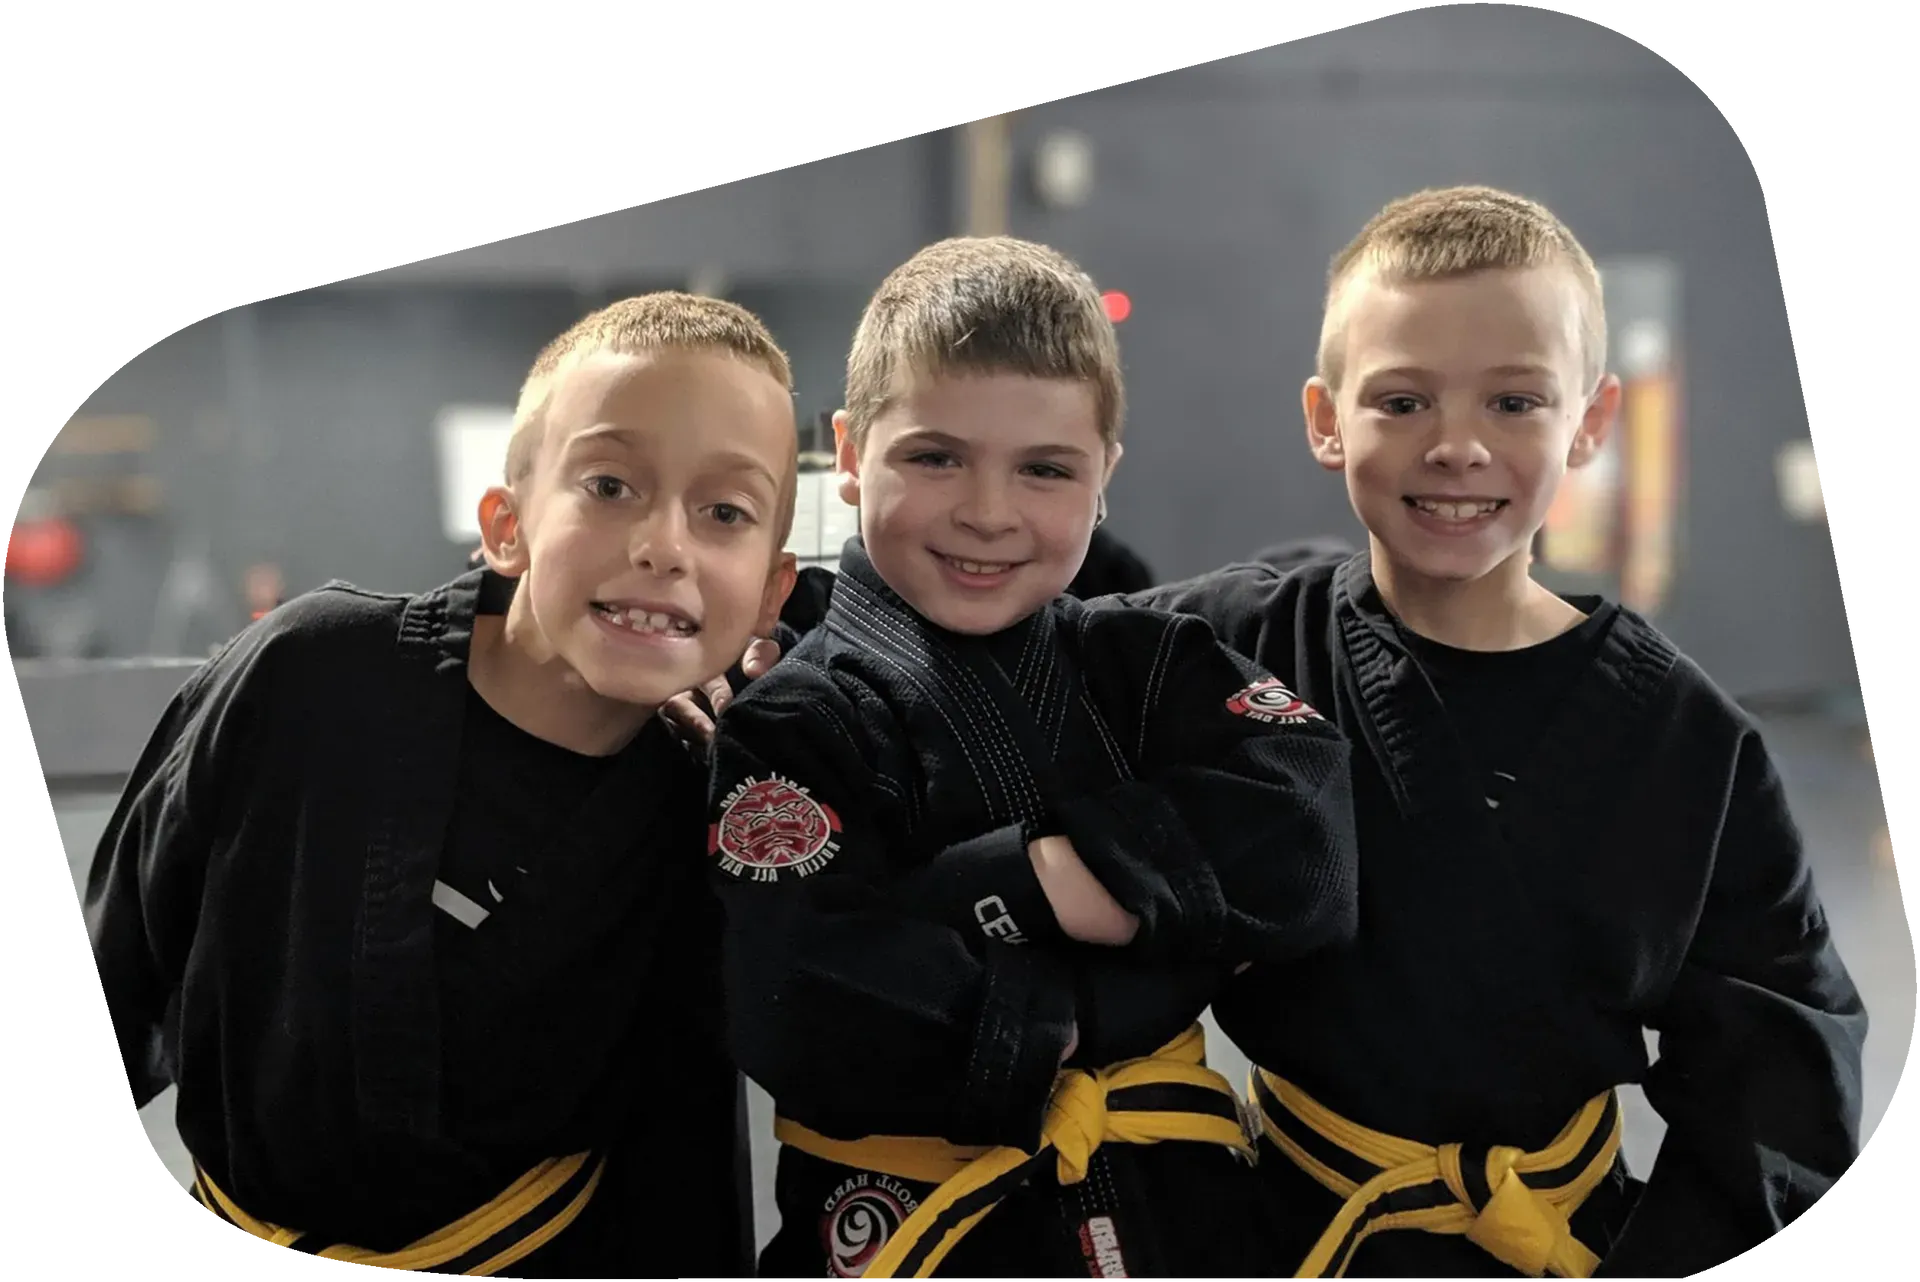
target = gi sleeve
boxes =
[1596,730,1867,1277]
[1058,609,1360,966]
[1118,561,1305,676]
[81,630,265,1108]
[707,668,1076,1149]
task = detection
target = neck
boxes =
[467,605,654,757]
[1368,538,1585,651]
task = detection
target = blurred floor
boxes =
[51,708,1912,1255]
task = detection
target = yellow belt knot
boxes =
[1251,1069,1621,1280]
[1444,1144,1570,1277]
[1047,1070,1112,1185]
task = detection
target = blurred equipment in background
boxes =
[785,412,859,576]
[244,563,285,621]
[6,487,108,659]
[1536,258,1683,617]
[1776,440,1825,524]
[1031,129,1097,211]
[7,493,87,589]
[435,405,517,545]
[147,533,238,658]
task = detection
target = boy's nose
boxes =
[1424,417,1493,470]
[632,506,691,577]
[953,478,1020,536]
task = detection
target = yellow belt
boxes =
[191,1150,606,1275]
[778,1023,1257,1278]
[1250,1068,1621,1279]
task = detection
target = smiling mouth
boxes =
[590,602,701,636]
[1403,497,1509,521]
[935,553,1023,575]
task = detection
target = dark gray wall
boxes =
[11,6,1857,699]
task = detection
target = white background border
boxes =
[1,3,1908,1276]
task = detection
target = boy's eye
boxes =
[586,476,632,500]
[906,451,958,469]
[1380,396,1424,416]
[1494,394,1540,415]
[708,502,753,527]
[1022,462,1073,481]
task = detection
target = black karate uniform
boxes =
[1125,551,1866,1278]
[710,539,1359,1277]
[84,568,752,1277]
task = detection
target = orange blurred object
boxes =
[5,517,85,586]
[245,562,285,621]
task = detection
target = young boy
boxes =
[1127,187,1867,1276]
[83,293,801,1277]
[705,236,1362,1278]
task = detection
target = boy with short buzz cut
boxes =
[84,291,801,1278]
[1129,186,1867,1277]
[706,235,1361,1278]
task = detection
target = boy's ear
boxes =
[833,410,863,508]
[478,487,528,575]
[756,551,800,636]
[1102,441,1124,486]
[1568,374,1622,469]
[1304,378,1345,472]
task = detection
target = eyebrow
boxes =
[562,423,639,450]
[891,429,968,450]
[1019,443,1096,461]
[1358,363,1559,383]
[698,449,781,492]
[561,427,779,490]
[892,429,1094,460]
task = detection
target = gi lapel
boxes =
[1330,553,1463,821]
[1330,556,1577,1002]
[352,568,492,1140]
[825,542,1066,832]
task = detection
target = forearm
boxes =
[1052,752,1357,964]
[721,885,1076,1148]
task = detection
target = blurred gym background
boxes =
[10,5,1905,1252]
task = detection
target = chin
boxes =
[919,599,1023,636]
[1386,540,1520,586]
[926,608,1010,636]
[574,662,686,710]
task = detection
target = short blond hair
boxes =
[1317,186,1606,393]
[507,292,794,484]
[844,236,1124,447]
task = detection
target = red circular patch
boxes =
[824,1185,912,1277]
[715,777,840,869]
[1226,679,1321,722]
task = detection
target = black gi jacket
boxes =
[1127,552,1867,1277]
[83,568,751,1277]
[709,540,1359,1273]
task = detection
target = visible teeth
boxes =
[950,558,1012,575]
[1412,499,1502,521]
[596,604,696,635]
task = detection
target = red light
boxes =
[1101,290,1132,324]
